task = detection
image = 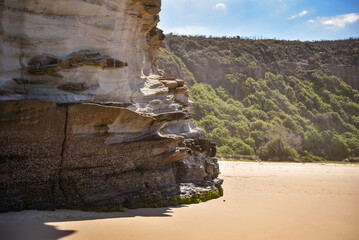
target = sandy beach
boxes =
[1,161,359,240]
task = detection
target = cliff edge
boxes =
[0,0,222,211]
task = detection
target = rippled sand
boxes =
[1,161,359,240]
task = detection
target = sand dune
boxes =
[1,161,359,240]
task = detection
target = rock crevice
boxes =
[58,104,69,206]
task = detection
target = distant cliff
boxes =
[157,35,359,161]
[158,35,359,90]
[0,0,222,212]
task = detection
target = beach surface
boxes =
[1,161,359,240]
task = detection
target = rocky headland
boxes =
[0,0,222,211]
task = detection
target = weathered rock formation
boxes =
[0,0,222,211]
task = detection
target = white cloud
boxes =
[298,10,308,17]
[308,13,359,29]
[213,3,226,10]
[289,10,308,20]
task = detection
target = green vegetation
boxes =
[170,189,223,205]
[157,48,196,84]
[159,35,359,161]
[129,189,223,208]
[190,70,359,161]
[66,189,223,211]
[158,48,183,69]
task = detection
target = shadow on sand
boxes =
[0,206,186,240]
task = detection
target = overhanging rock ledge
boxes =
[0,0,222,211]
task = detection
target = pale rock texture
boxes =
[0,0,222,211]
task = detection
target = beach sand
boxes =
[1,161,359,240]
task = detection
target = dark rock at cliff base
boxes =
[0,100,222,211]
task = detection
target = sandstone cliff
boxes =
[0,0,222,211]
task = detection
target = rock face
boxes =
[0,0,222,211]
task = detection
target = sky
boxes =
[158,0,359,41]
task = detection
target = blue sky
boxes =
[158,0,359,41]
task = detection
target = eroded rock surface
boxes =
[0,0,222,211]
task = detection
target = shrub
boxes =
[259,137,299,161]
[217,145,234,155]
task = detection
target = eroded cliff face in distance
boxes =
[158,35,359,90]
[0,0,222,211]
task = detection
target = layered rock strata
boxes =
[0,0,222,211]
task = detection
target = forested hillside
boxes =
[158,35,359,161]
